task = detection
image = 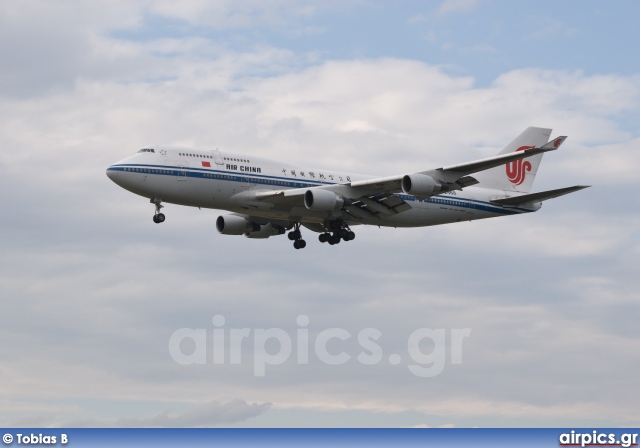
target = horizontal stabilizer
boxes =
[540,135,568,150]
[490,185,590,206]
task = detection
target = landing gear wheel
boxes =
[319,233,330,243]
[151,198,165,224]
[288,230,301,241]
[323,219,355,245]
[290,223,305,249]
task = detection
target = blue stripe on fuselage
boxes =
[106,164,530,216]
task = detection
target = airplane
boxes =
[106,127,589,249]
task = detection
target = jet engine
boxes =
[401,174,440,197]
[216,215,259,235]
[304,189,344,211]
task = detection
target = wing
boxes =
[253,135,567,220]
[253,184,412,220]
[349,135,567,191]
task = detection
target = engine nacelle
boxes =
[304,189,344,211]
[245,223,286,239]
[401,174,440,197]
[216,215,258,235]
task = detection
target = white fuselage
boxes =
[106,146,538,229]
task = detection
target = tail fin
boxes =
[473,127,552,193]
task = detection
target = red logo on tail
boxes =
[553,137,563,148]
[506,145,535,185]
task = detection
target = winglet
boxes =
[540,135,567,150]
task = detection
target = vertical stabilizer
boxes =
[473,127,552,193]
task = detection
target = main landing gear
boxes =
[151,198,165,224]
[318,221,355,245]
[288,223,306,249]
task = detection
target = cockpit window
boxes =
[137,148,155,153]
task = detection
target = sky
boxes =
[0,0,639,428]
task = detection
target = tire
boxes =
[293,240,300,249]
[289,230,301,241]
[299,239,306,248]
[153,215,159,223]
[319,233,328,243]
[157,213,166,223]
[347,231,355,241]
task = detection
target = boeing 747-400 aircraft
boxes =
[106,127,588,249]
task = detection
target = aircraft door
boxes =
[177,166,186,181]
[211,149,224,165]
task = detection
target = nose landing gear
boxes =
[151,198,165,224]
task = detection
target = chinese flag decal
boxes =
[202,161,211,167]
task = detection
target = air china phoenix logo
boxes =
[506,145,535,185]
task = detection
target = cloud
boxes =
[0,1,639,428]
[524,19,580,41]
[437,0,480,16]
[59,400,272,428]
[149,0,306,28]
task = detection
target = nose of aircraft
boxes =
[106,162,125,186]
[106,165,120,185]
[106,165,118,182]
[106,158,128,185]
